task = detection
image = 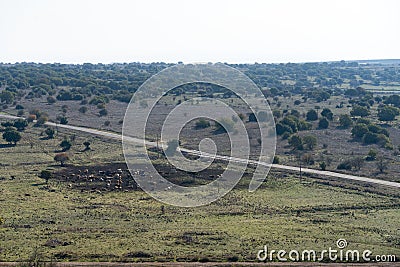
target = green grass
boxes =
[0,122,399,263]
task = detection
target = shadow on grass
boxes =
[0,143,15,148]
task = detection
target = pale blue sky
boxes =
[0,0,399,63]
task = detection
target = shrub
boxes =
[45,127,55,139]
[337,160,352,170]
[39,170,52,183]
[339,114,353,128]
[60,139,72,151]
[306,109,318,121]
[54,153,69,166]
[273,156,280,164]
[99,108,108,117]
[321,108,333,120]
[319,161,327,170]
[79,106,88,113]
[303,135,317,150]
[214,118,235,133]
[288,135,303,150]
[195,118,211,129]
[2,127,21,145]
[366,149,377,161]
[318,118,329,129]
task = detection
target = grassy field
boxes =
[0,124,399,263]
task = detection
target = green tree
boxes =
[306,109,318,121]
[99,108,108,117]
[288,135,303,150]
[378,106,399,122]
[318,118,329,129]
[303,135,317,150]
[79,106,88,113]
[339,114,353,128]
[321,108,333,120]
[2,127,21,145]
[60,139,72,151]
[350,105,370,117]
[351,124,369,139]
[195,118,211,129]
[45,127,55,139]
[13,119,28,131]
[0,90,14,104]
[83,141,91,151]
[54,153,69,166]
[39,170,52,184]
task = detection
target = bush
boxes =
[99,108,108,117]
[318,118,329,129]
[319,161,327,170]
[339,114,353,128]
[288,135,303,150]
[321,108,333,120]
[54,153,69,166]
[366,149,377,161]
[273,156,280,164]
[195,118,211,129]
[60,139,72,151]
[214,118,235,133]
[303,135,317,150]
[2,127,21,145]
[39,170,52,183]
[351,124,369,139]
[79,106,88,113]
[45,127,55,139]
[350,105,370,117]
[306,109,318,121]
[337,160,352,170]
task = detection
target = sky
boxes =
[0,0,399,64]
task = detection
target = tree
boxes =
[366,149,377,161]
[376,156,388,173]
[0,90,14,104]
[58,116,68,125]
[301,153,314,165]
[319,161,327,170]
[351,124,369,139]
[13,119,28,131]
[47,96,56,104]
[60,139,72,151]
[214,118,235,134]
[39,170,52,184]
[318,118,329,129]
[339,114,353,128]
[321,108,333,120]
[350,105,370,117]
[79,106,88,113]
[378,106,399,122]
[54,153,69,166]
[303,135,317,150]
[306,109,318,121]
[2,127,21,145]
[195,118,211,129]
[288,135,303,150]
[35,116,48,126]
[83,141,91,151]
[99,108,108,117]
[45,127,55,139]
